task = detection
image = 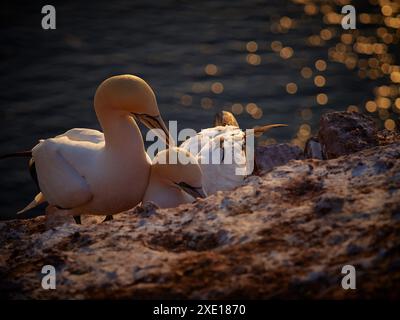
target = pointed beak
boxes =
[132,113,173,146]
[253,124,288,137]
[176,182,207,199]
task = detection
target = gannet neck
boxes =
[95,105,144,152]
[93,74,170,149]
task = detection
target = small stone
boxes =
[304,137,324,160]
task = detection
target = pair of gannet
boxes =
[1,75,205,221]
[2,74,286,220]
[180,110,286,195]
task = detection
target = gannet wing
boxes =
[32,139,94,209]
[180,126,238,156]
[55,128,104,144]
[197,128,248,195]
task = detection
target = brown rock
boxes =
[255,143,303,173]
[1,141,400,299]
[318,111,379,159]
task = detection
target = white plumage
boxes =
[18,75,170,218]
[180,111,286,195]
[180,125,248,195]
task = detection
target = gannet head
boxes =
[94,74,171,145]
[152,147,207,199]
[214,111,239,127]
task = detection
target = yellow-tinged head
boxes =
[95,74,171,145]
[152,147,206,199]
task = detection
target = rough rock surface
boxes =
[255,143,304,172]
[1,139,400,299]
[318,111,379,159]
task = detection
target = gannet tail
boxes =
[17,192,45,214]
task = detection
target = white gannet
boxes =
[1,75,171,221]
[142,147,206,208]
[180,111,286,195]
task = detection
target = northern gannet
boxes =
[142,147,206,208]
[1,75,171,221]
[180,111,286,195]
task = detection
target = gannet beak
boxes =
[176,182,207,199]
[132,113,173,146]
[253,124,288,137]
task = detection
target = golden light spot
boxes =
[395,98,400,111]
[376,85,391,97]
[377,27,387,38]
[376,97,391,109]
[365,100,377,113]
[381,63,391,74]
[324,12,342,24]
[390,71,400,83]
[308,35,323,46]
[359,13,372,24]
[381,5,393,17]
[252,108,263,119]
[304,3,318,15]
[231,103,244,115]
[345,57,357,69]
[271,41,283,52]
[390,86,398,97]
[384,119,396,131]
[180,95,192,106]
[314,75,326,87]
[286,82,298,94]
[201,97,213,109]
[320,29,333,40]
[373,43,386,54]
[205,64,218,76]
[316,93,328,105]
[246,41,258,53]
[280,47,294,59]
[280,16,293,29]
[341,33,353,44]
[246,54,261,65]
[211,82,224,94]
[347,105,359,112]
[301,67,313,79]
[245,103,258,115]
[382,33,394,44]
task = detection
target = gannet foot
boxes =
[45,205,77,229]
[73,216,82,224]
[102,215,113,223]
